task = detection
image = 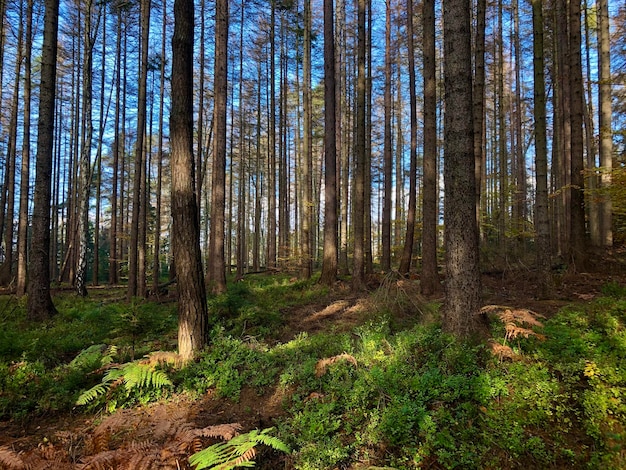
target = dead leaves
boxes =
[314,353,358,378]
[481,305,547,361]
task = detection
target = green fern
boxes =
[76,355,172,408]
[189,428,290,470]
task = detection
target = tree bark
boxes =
[207,0,228,294]
[442,0,481,336]
[421,0,439,295]
[27,0,60,321]
[171,0,208,361]
[320,0,338,286]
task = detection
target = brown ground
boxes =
[1,250,625,469]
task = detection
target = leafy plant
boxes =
[189,427,290,470]
[76,346,173,411]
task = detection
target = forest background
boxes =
[1,0,626,468]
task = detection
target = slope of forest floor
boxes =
[0,255,626,470]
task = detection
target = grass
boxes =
[0,275,625,468]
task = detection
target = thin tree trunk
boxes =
[399,0,417,275]
[301,0,313,279]
[381,0,392,273]
[597,0,612,247]
[421,0,439,295]
[320,0,338,286]
[17,0,34,297]
[352,0,367,291]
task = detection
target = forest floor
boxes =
[1,249,626,469]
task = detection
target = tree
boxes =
[597,0,613,247]
[398,0,418,276]
[381,0,392,273]
[129,0,151,299]
[27,0,60,321]
[301,0,313,279]
[319,0,338,286]
[171,0,208,361]
[569,0,587,269]
[442,0,481,336]
[17,0,34,297]
[352,0,367,291]
[421,0,439,295]
[532,0,551,298]
[207,0,228,294]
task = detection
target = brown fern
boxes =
[505,323,546,341]
[140,351,185,369]
[0,447,25,470]
[315,353,358,377]
[489,340,518,360]
[79,449,122,470]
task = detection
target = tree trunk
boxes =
[399,0,418,276]
[301,0,313,279]
[352,0,367,291]
[421,0,439,295]
[320,0,338,286]
[442,0,481,337]
[171,0,208,361]
[381,0,392,273]
[17,0,34,297]
[27,0,60,321]
[532,0,552,298]
[597,0,612,247]
[207,0,228,294]
[569,0,587,269]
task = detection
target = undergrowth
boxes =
[1,277,625,469]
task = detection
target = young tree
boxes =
[320,0,338,286]
[442,0,481,336]
[27,0,60,321]
[171,0,208,361]
[207,0,228,294]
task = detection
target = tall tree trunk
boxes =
[267,1,277,270]
[17,0,34,297]
[128,0,150,299]
[76,0,97,297]
[421,0,439,295]
[207,0,228,294]
[153,0,167,294]
[352,0,367,291]
[320,0,338,286]
[569,0,587,269]
[473,0,486,237]
[399,0,418,275]
[0,10,22,287]
[27,0,60,321]
[442,0,481,336]
[597,0,612,247]
[381,0,393,273]
[532,0,551,298]
[171,0,208,361]
[109,9,123,286]
[301,0,313,279]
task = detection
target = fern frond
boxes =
[0,447,25,470]
[101,345,118,366]
[80,449,121,470]
[76,382,110,406]
[249,428,291,454]
[194,423,242,441]
[121,363,172,390]
[189,427,289,470]
[140,351,184,369]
